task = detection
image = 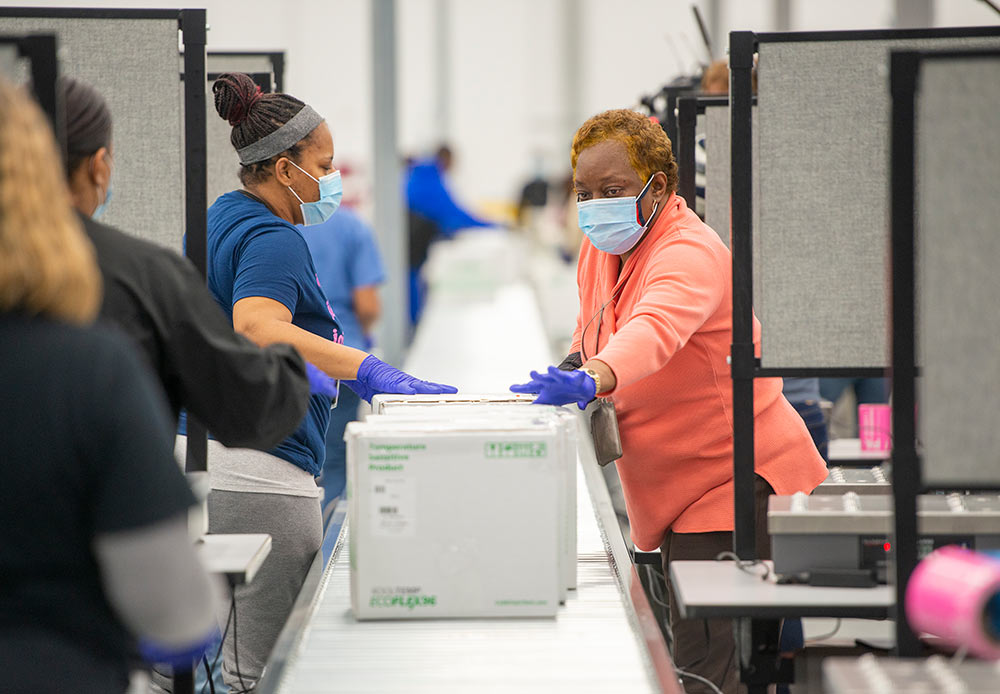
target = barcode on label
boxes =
[379,506,398,514]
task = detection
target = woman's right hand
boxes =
[344,354,457,403]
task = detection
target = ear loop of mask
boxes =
[283,159,316,205]
[635,174,662,227]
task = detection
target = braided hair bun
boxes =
[213,72,263,127]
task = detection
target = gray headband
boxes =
[236,105,324,164]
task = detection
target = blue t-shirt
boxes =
[299,207,386,350]
[206,191,343,476]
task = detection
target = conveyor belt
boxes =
[257,439,679,693]
[257,237,679,692]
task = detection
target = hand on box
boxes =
[510,365,596,410]
[344,354,457,403]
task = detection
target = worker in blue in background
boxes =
[405,144,491,324]
[300,199,386,522]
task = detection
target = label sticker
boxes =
[369,473,415,537]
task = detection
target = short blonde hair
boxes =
[571,109,679,194]
[0,79,101,324]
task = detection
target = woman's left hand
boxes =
[510,365,596,410]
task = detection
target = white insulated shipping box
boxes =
[371,392,536,414]
[366,399,579,594]
[346,418,562,619]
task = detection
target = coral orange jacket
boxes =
[573,193,827,551]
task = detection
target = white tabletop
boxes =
[669,560,893,619]
[195,533,272,585]
[828,438,891,463]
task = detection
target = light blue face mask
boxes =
[91,151,113,220]
[287,161,342,225]
[92,181,113,220]
[576,175,658,255]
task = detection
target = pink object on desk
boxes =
[858,404,891,452]
[906,546,1000,659]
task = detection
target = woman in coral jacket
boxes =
[512,109,826,694]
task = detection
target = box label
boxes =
[484,441,547,458]
[369,467,415,537]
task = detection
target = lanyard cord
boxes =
[580,282,625,363]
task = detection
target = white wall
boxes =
[10,0,997,214]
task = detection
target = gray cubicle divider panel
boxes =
[1,16,184,251]
[206,78,240,207]
[704,104,757,249]
[754,35,1000,369]
[916,54,1000,487]
[704,104,730,245]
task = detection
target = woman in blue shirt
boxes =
[206,72,455,688]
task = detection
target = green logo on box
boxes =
[369,594,437,609]
[484,441,547,458]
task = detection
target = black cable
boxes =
[715,550,773,580]
[979,0,1000,18]
[199,599,234,694]
[201,655,216,694]
[230,579,252,694]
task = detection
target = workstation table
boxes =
[195,533,272,585]
[669,560,893,620]
[827,438,891,465]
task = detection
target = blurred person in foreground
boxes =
[0,78,216,694]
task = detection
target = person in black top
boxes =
[60,76,315,449]
[0,78,216,694]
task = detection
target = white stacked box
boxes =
[346,415,564,620]
[369,395,578,596]
[371,392,536,413]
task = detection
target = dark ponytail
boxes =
[212,72,310,185]
[60,77,112,177]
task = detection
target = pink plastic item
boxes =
[858,403,891,452]
[905,546,1000,658]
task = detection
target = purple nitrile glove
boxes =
[138,631,216,667]
[510,365,596,410]
[305,362,339,398]
[344,354,457,403]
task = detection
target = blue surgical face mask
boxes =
[577,175,659,255]
[287,161,342,225]
[92,181,112,220]
[92,151,113,220]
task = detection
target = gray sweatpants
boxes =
[208,489,322,690]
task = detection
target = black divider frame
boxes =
[208,50,285,92]
[0,33,61,147]
[727,28,1000,673]
[181,11,208,483]
[890,45,1000,658]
